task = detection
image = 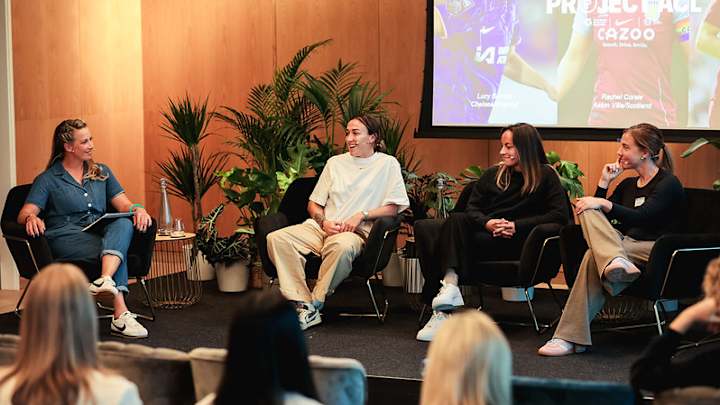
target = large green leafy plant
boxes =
[546,151,585,199]
[156,94,228,231]
[215,40,392,230]
[682,137,720,190]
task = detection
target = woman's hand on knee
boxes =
[573,197,610,215]
[132,208,152,232]
[25,215,45,237]
[322,220,342,235]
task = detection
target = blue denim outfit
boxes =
[25,161,133,293]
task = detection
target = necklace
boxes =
[637,167,659,188]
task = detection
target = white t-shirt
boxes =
[308,152,409,234]
[0,369,142,405]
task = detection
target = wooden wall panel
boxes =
[12,0,144,201]
[141,0,276,232]
[11,0,719,238]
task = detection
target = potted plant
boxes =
[196,204,252,292]
[156,94,228,280]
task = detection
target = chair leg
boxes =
[525,288,541,333]
[366,277,388,323]
[135,277,157,322]
[547,282,564,312]
[13,277,33,319]
[418,303,428,328]
[653,300,665,336]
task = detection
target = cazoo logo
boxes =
[597,26,656,41]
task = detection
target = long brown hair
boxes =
[623,123,673,173]
[0,264,99,405]
[47,119,107,181]
[495,123,549,195]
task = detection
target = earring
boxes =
[640,156,646,160]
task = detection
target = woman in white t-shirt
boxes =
[266,114,409,330]
[0,263,142,405]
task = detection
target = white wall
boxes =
[0,0,18,290]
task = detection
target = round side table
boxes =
[146,233,202,309]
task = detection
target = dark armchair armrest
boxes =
[351,216,401,279]
[255,212,290,278]
[632,232,720,300]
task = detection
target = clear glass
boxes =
[170,218,185,238]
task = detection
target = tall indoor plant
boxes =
[156,94,228,231]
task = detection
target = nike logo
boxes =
[615,18,633,26]
[479,26,495,35]
[114,323,126,332]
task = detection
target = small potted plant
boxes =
[196,204,252,292]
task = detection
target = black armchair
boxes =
[560,188,720,334]
[418,181,569,333]
[1,184,157,320]
[255,177,401,322]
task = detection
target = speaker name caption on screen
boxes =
[594,93,651,110]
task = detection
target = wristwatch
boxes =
[362,210,370,221]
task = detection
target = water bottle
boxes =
[436,177,448,219]
[158,178,173,236]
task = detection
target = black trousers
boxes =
[415,212,528,305]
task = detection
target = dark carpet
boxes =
[0,279,694,384]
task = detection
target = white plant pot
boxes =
[382,252,403,287]
[215,261,250,292]
[401,256,424,294]
[187,252,216,281]
[501,287,533,302]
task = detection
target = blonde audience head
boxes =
[0,263,99,405]
[421,311,512,405]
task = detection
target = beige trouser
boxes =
[266,219,365,304]
[554,209,654,346]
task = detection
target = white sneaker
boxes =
[297,303,322,331]
[89,276,118,308]
[111,311,148,339]
[416,311,451,342]
[431,281,464,311]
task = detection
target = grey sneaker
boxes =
[297,303,322,331]
[111,311,148,339]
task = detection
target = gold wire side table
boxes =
[146,233,202,309]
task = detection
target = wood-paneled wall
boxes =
[12,0,720,234]
[13,0,144,201]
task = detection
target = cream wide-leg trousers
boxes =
[266,219,365,304]
[553,209,654,346]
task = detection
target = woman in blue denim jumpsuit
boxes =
[17,119,152,339]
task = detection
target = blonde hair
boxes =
[703,257,720,303]
[421,311,512,405]
[47,119,108,181]
[0,264,100,405]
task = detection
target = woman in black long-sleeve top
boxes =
[539,123,686,356]
[415,123,570,341]
[631,257,720,393]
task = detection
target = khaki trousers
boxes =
[266,219,365,304]
[554,209,654,346]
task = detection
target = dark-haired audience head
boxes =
[346,114,386,156]
[0,263,98,405]
[214,290,318,405]
[621,123,673,173]
[496,122,548,195]
[421,311,512,405]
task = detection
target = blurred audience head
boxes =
[214,289,318,405]
[0,263,98,405]
[421,311,512,405]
